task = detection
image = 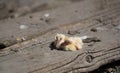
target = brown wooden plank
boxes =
[0,0,120,73]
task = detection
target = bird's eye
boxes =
[60,38,62,40]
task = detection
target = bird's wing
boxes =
[61,40,72,46]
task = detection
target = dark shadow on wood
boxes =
[0,43,6,50]
[49,42,65,51]
[89,60,120,73]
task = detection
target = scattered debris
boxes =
[80,36,88,40]
[91,27,107,32]
[45,19,50,23]
[8,9,15,13]
[44,13,50,18]
[83,37,101,43]
[68,30,80,35]
[80,36,101,45]
[22,37,26,41]
[44,13,51,23]
[16,37,26,43]
[20,25,28,30]
[91,28,97,32]
[96,18,103,23]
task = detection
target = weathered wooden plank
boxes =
[0,0,120,48]
[0,11,120,73]
[0,0,120,73]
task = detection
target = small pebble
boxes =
[20,25,28,30]
[45,19,50,23]
[80,36,88,40]
[83,37,101,43]
[44,13,50,17]
[8,9,14,13]
[91,28,97,32]
[91,27,106,32]
[16,37,26,42]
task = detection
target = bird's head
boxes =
[55,33,66,48]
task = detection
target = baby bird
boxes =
[54,34,83,51]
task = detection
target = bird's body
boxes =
[54,34,83,51]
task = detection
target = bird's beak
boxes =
[56,39,63,48]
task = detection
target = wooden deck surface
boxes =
[0,0,120,73]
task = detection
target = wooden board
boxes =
[0,0,120,73]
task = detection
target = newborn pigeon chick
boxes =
[54,34,83,51]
